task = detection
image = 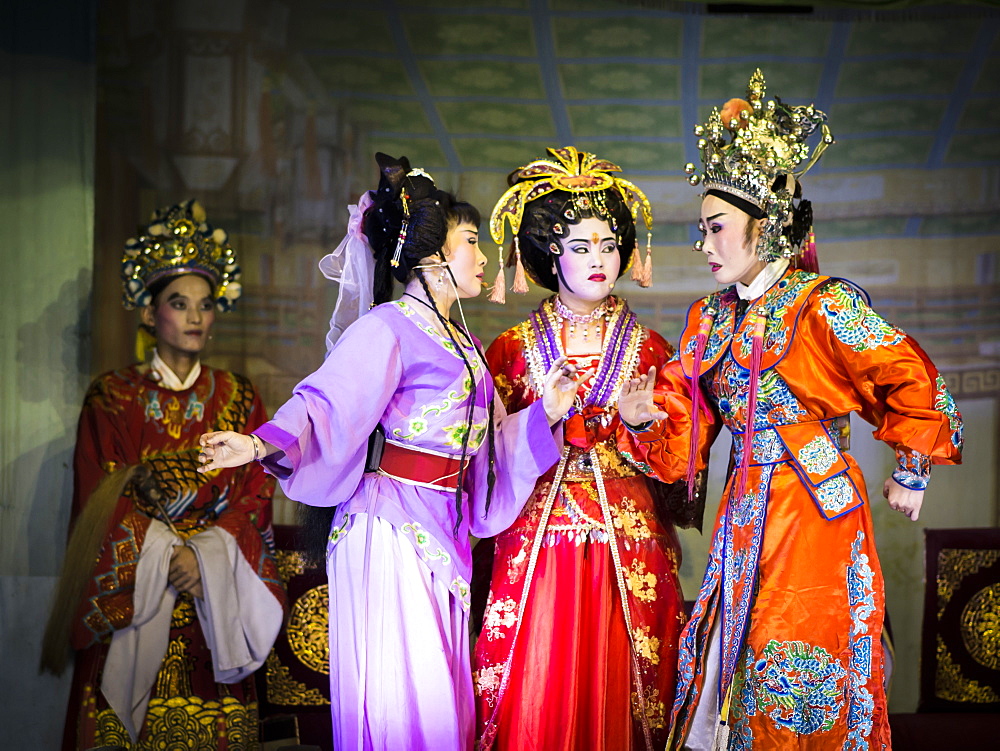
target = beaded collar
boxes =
[520,295,644,417]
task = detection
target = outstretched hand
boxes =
[883,478,924,521]
[541,356,594,426]
[618,366,668,428]
[197,431,254,473]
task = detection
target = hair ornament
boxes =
[685,68,834,263]
[120,199,240,311]
[489,146,654,296]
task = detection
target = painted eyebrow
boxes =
[568,236,616,242]
[705,212,726,221]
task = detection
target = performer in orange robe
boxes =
[473,147,697,751]
[51,201,285,750]
[666,71,964,750]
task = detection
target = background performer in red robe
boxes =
[43,200,286,750]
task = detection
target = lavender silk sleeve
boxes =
[255,313,402,505]
[467,396,562,538]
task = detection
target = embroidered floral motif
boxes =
[934,374,964,451]
[714,360,806,433]
[846,531,877,749]
[625,560,658,603]
[814,474,856,515]
[631,685,666,730]
[751,640,847,734]
[730,467,771,528]
[401,521,451,565]
[441,418,487,451]
[473,664,503,704]
[449,576,471,612]
[818,282,904,352]
[327,512,350,546]
[797,435,839,476]
[611,498,652,542]
[482,596,518,640]
[632,625,662,666]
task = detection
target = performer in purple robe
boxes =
[197,154,584,751]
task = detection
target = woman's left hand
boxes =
[883,477,924,521]
[541,356,593,426]
[618,366,668,428]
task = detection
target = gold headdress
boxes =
[685,69,834,263]
[121,199,241,311]
[488,146,654,302]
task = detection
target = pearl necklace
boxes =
[553,296,613,342]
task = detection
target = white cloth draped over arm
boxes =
[186,526,284,683]
[256,312,403,505]
[101,519,180,743]
[466,395,563,538]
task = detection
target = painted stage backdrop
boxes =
[89,0,1000,716]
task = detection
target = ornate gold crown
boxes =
[121,199,241,310]
[685,69,833,261]
[491,146,652,246]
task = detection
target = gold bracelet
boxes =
[250,433,261,462]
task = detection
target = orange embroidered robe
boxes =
[666,270,963,750]
[473,297,696,751]
[62,364,284,750]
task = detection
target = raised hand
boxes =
[541,356,594,426]
[618,366,668,428]
[197,430,254,472]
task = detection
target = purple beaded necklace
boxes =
[528,295,640,417]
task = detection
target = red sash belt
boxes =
[377,440,469,492]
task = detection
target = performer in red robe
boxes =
[473,147,698,751]
[47,201,285,750]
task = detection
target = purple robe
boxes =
[256,300,561,750]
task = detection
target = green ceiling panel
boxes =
[946,133,1000,164]
[821,135,934,168]
[404,13,535,56]
[831,100,947,134]
[367,136,447,169]
[837,59,961,98]
[289,7,396,54]
[553,17,682,59]
[309,56,413,96]
[419,60,546,99]
[958,98,1000,131]
[920,214,998,236]
[559,63,680,100]
[846,19,978,57]
[819,217,908,239]
[973,57,1000,94]
[700,63,823,102]
[574,140,683,174]
[453,138,555,169]
[342,99,432,134]
[702,18,832,59]
[437,102,556,137]
[569,104,682,137]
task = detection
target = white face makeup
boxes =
[140,274,215,360]
[554,216,620,309]
[441,221,487,299]
[697,193,767,287]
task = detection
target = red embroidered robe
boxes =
[62,364,284,751]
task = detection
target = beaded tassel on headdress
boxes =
[488,246,507,304]
[511,236,529,294]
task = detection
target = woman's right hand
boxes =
[198,431,253,472]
